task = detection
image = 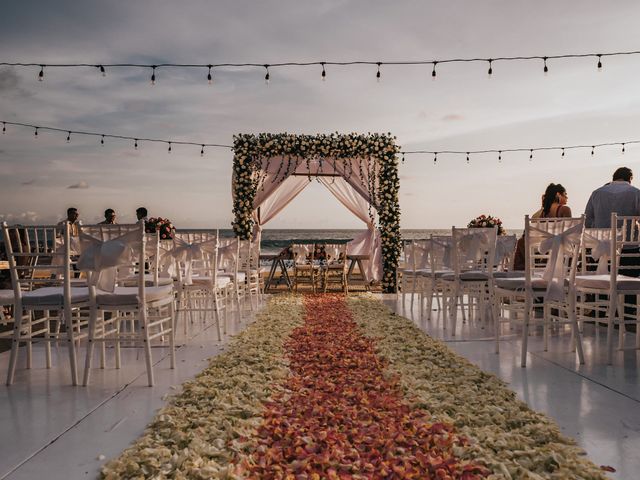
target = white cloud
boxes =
[67,181,89,189]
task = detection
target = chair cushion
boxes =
[575,274,640,291]
[417,269,452,278]
[121,274,173,287]
[0,289,15,304]
[191,276,232,289]
[22,287,90,306]
[96,285,174,306]
[441,271,490,281]
[493,271,526,279]
[218,271,246,282]
[495,277,548,290]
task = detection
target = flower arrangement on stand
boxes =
[145,217,175,240]
[467,214,505,235]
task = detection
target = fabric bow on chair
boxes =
[77,230,140,291]
[583,231,612,275]
[537,222,583,301]
[165,236,218,285]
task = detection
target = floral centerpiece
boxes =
[145,217,175,240]
[467,214,505,235]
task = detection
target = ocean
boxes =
[217,229,521,254]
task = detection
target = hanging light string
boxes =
[3,48,640,82]
[0,120,232,151]
[2,119,637,159]
[402,140,635,161]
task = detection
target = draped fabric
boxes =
[230,156,384,282]
[77,229,140,292]
[319,176,382,281]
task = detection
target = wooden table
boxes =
[347,254,370,290]
[261,253,292,291]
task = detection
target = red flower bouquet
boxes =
[467,214,505,235]
[145,217,175,240]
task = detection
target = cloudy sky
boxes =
[1,0,640,228]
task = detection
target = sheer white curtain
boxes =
[319,176,382,281]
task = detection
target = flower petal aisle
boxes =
[102,294,607,479]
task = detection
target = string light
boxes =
[401,153,405,164]
[376,62,381,82]
[498,150,502,162]
[168,142,172,153]
[5,119,638,161]
[98,65,106,76]
[466,152,470,164]
[431,61,437,79]
[207,65,213,84]
[591,145,595,155]
[3,49,640,85]
[150,66,156,85]
[200,144,205,156]
[321,62,326,81]
[264,65,270,84]
[0,120,233,153]
[487,59,493,76]
[66,131,71,143]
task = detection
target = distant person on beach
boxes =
[99,208,117,225]
[58,207,80,236]
[136,207,148,222]
[513,183,571,270]
[585,167,640,228]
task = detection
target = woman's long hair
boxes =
[542,183,566,216]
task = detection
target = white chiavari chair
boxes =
[418,236,453,321]
[574,214,640,364]
[321,243,348,293]
[171,230,228,340]
[442,227,497,335]
[79,221,175,387]
[493,216,585,367]
[291,243,317,293]
[2,222,89,385]
[399,239,430,312]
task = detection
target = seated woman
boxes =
[513,183,572,270]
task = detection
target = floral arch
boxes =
[231,132,402,292]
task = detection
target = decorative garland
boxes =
[231,132,402,292]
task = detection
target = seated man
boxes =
[136,207,148,222]
[99,208,117,224]
[58,207,80,236]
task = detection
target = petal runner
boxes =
[242,294,488,479]
[101,294,608,479]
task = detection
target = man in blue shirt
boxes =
[585,167,640,227]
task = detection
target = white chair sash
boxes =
[164,236,218,285]
[495,235,517,265]
[583,231,612,275]
[458,231,490,265]
[77,230,140,292]
[535,222,583,301]
[433,238,452,269]
[218,239,238,271]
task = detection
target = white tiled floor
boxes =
[1,295,639,479]
[383,293,640,479]
[0,307,256,480]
